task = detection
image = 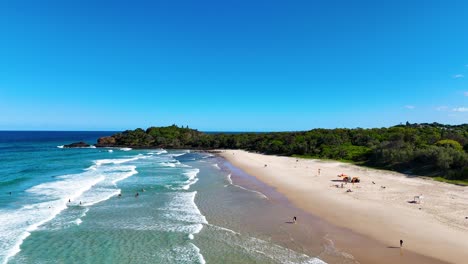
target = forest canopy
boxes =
[96,123,468,181]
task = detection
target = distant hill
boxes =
[96,123,468,182]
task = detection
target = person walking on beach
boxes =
[400,239,403,247]
[293,216,297,223]
[318,169,321,176]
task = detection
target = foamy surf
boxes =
[206,224,326,264]
[159,162,177,167]
[181,168,200,190]
[226,173,233,185]
[158,190,207,263]
[0,154,142,263]
[321,234,357,263]
[0,201,70,264]
[225,173,268,199]
[56,145,95,149]
[119,147,132,151]
[148,149,167,155]
[89,154,146,169]
[76,165,138,207]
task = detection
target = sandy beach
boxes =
[219,150,468,264]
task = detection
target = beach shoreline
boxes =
[218,150,468,264]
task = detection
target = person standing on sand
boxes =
[293,216,297,223]
[318,168,321,175]
[400,239,403,247]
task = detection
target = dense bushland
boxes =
[97,123,468,181]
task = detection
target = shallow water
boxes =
[0,132,335,264]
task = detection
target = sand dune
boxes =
[219,150,468,264]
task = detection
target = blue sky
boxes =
[0,0,467,131]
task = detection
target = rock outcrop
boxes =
[96,136,116,147]
[63,141,91,148]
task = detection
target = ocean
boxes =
[0,131,329,264]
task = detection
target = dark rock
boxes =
[63,141,91,148]
[96,136,116,146]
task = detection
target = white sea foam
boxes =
[180,168,200,190]
[184,168,200,181]
[226,173,233,185]
[56,145,95,149]
[78,166,137,207]
[0,154,142,263]
[169,244,206,264]
[181,178,198,190]
[150,149,167,155]
[212,163,220,170]
[73,207,90,226]
[159,162,176,167]
[208,224,326,264]
[108,149,113,153]
[191,243,206,264]
[224,173,268,199]
[157,191,207,242]
[321,234,356,262]
[93,154,144,167]
[120,147,132,151]
[233,184,269,200]
[161,191,207,224]
[170,153,186,157]
[0,201,69,264]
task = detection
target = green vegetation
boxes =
[432,177,468,186]
[97,122,468,182]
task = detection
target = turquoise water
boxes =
[0,132,326,264]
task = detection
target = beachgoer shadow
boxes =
[387,246,400,249]
[407,200,417,204]
[331,180,345,182]
[285,221,295,224]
